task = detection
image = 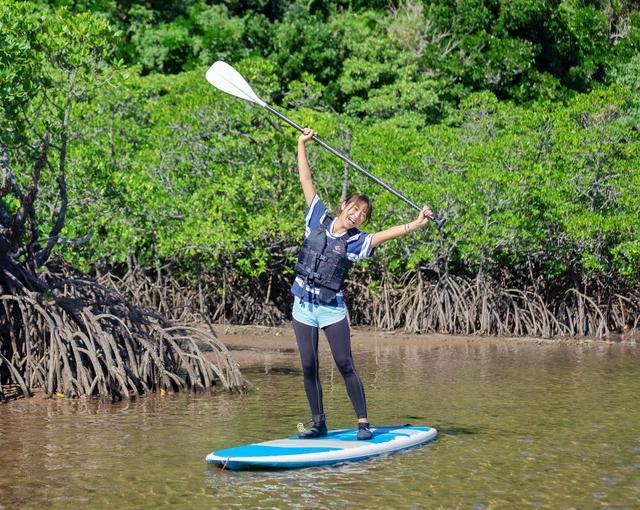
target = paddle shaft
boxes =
[206,60,446,227]
[264,104,423,212]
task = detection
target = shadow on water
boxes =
[399,415,483,436]
[429,423,484,436]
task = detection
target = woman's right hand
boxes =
[298,128,315,145]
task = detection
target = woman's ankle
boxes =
[313,413,326,425]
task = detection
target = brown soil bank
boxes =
[213,324,636,371]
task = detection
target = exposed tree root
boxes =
[0,263,246,401]
[98,264,289,327]
[0,90,247,402]
[348,271,640,339]
[100,264,639,340]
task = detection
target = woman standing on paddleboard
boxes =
[293,128,432,440]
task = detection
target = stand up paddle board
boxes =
[206,425,437,470]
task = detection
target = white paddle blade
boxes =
[205,61,266,107]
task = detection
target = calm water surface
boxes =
[1,336,639,509]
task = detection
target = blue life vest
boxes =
[294,215,358,304]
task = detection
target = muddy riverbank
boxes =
[213,323,626,370]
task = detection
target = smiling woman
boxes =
[335,193,373,230]
[291,127,433,441]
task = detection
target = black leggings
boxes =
[293,317,367,421]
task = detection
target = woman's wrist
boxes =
[405,220,424,234]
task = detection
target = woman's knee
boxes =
[300,359,319,378]
[335,356,355,376]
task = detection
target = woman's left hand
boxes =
[414,206,433,228]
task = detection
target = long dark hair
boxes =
[336,193,373,226]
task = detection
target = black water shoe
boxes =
[357,422,373,440]
[298,421,328,439]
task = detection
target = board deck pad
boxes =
[206,425,437,470]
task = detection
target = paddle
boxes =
[205,61,446,229]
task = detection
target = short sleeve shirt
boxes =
[291,195,374,307]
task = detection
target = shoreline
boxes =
[213,323,638,369]
[2,324,635,404]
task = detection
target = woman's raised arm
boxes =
[298,128,317,206]
[371,206,433,248]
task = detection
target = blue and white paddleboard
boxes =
[206,425,437,470]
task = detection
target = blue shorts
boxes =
[292,299,347,328]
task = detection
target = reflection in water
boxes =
[1,338,639,509]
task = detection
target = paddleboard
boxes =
[206,425,437,470]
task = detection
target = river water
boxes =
[1,332,639,509]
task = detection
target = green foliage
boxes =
[28,0,640,111]
[127,2,246,74]
[270,5,344,93]
[0,1,118,128]
[53,59,638,285]
[66,60,300,275]
[4,0,640,292]
[1,1,119,258]
[0,2,46,120]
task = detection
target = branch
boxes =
[36,232,92,268]
[33,72,74,268]
[0,145,13,230]
[0,143,25,202]
[0,232,9,260]
[48,232,93,246]
[0,144,11,198]
[32,158,67,268]
[9,137,49,248]
[0,205,10,230]
[0,146,14,255]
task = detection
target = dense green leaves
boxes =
[3,0,640,290]
[59,66,640,286]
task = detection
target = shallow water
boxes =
[1,337,639,509]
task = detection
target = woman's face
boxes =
[340,199,370,229]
